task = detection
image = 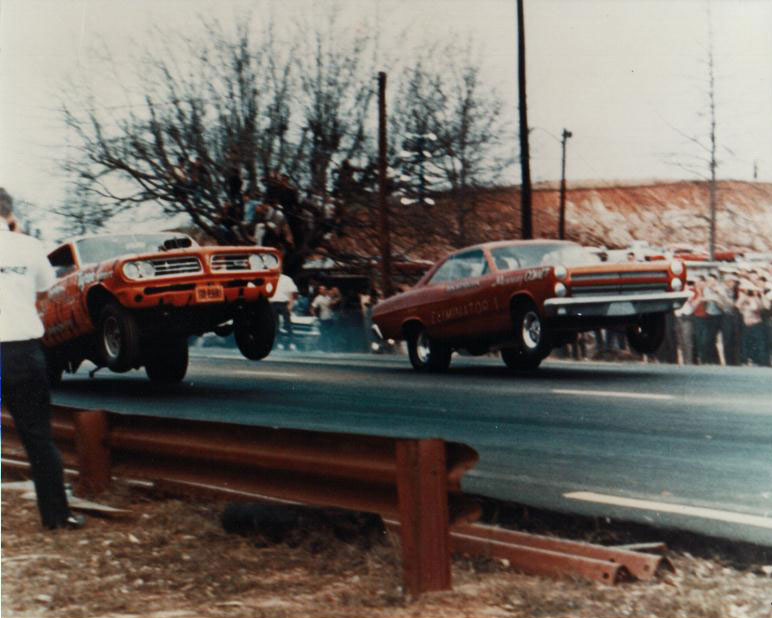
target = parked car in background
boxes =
[39,233,281,383]
[371,240,689,372]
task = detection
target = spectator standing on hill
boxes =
[0,188,84,530]
[242,190,262,243]
[224,159,243,211]
[694,275,721,364]
[170,156,189,204]
[736,280,770,366]
[675,278,699,364]
[189,156,209,203]
[720,274,742,366]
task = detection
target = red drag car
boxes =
[39,233,281,383]
[371,240,689,371]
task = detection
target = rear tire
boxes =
[626,312,666,354]
[97,302,140,372]
[144,338,189,383]
[407,326,452,372]
[234,299,276,360]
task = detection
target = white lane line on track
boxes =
[565,491,772,529]
[232,370,301,378]
[551,388,674,401]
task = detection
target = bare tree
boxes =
[661,1,721,258]
[53,182,117,237]
[59,13,378,277]
[391,41,513,248]
[58,12,513,275]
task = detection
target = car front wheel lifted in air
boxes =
[503,301,549,371]
[626,312,666,354]
[144,337,189,383]
[234,299,276,361]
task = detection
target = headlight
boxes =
[671,277,683,291]
[553,265,567,281]
[260,253,279,270]
[554,282,567,297]
[122,260,155,280]
[248,254,263,270]
[671,260,684,276]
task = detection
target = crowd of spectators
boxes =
[674,263,772,367]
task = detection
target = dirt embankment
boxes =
[3,482,771,618]
[372,180,772,263]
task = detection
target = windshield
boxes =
[75,234,195,264]
[490,243,601,271]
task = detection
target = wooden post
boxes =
[395,439,451,595]
[71,409,111,494]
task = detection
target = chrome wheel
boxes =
[415,330,432,365]
[102,315,122,360]
[521,310,541,351]
[96,302,140,372]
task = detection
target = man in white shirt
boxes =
[270,273,298,348]
[0,188,84,529]
[311,286,337,351]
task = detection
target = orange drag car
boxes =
[372,240,689,372]
[39,233,281,383]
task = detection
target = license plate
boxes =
[196,285,224,303]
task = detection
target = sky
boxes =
[1,0,771,229]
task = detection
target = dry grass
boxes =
[2,481,770,618]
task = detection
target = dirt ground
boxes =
[2,481,771,618]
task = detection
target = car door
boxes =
[423,249,497,341]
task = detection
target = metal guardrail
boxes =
[2,404,674,592]
[2,404,479,595]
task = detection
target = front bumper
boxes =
[116,276,277,310]
[543,291,691,319]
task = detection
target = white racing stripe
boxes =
[552,388,673,401]
[565,491,772,529]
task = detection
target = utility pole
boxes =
[378,72,393,297]
[558,128,572,240]
[706,3,717,261]
[517,0,533,239]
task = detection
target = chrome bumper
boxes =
[543,291,691,318]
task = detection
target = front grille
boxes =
[144,284,196,295]
[148,256,202,276]
[570,271,668,296]
[211,254,252,272]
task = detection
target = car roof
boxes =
[62,231,193,244]
[447,238,578,257]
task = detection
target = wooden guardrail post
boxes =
[71,409,111,494]
[395,438,451,595]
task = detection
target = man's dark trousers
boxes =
[1,339,70,528]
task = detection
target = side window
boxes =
[48,245,76,278]
[429,258,458,284]
[429,250,487,284]
[491,248,522,272]
[453,250,486,279]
